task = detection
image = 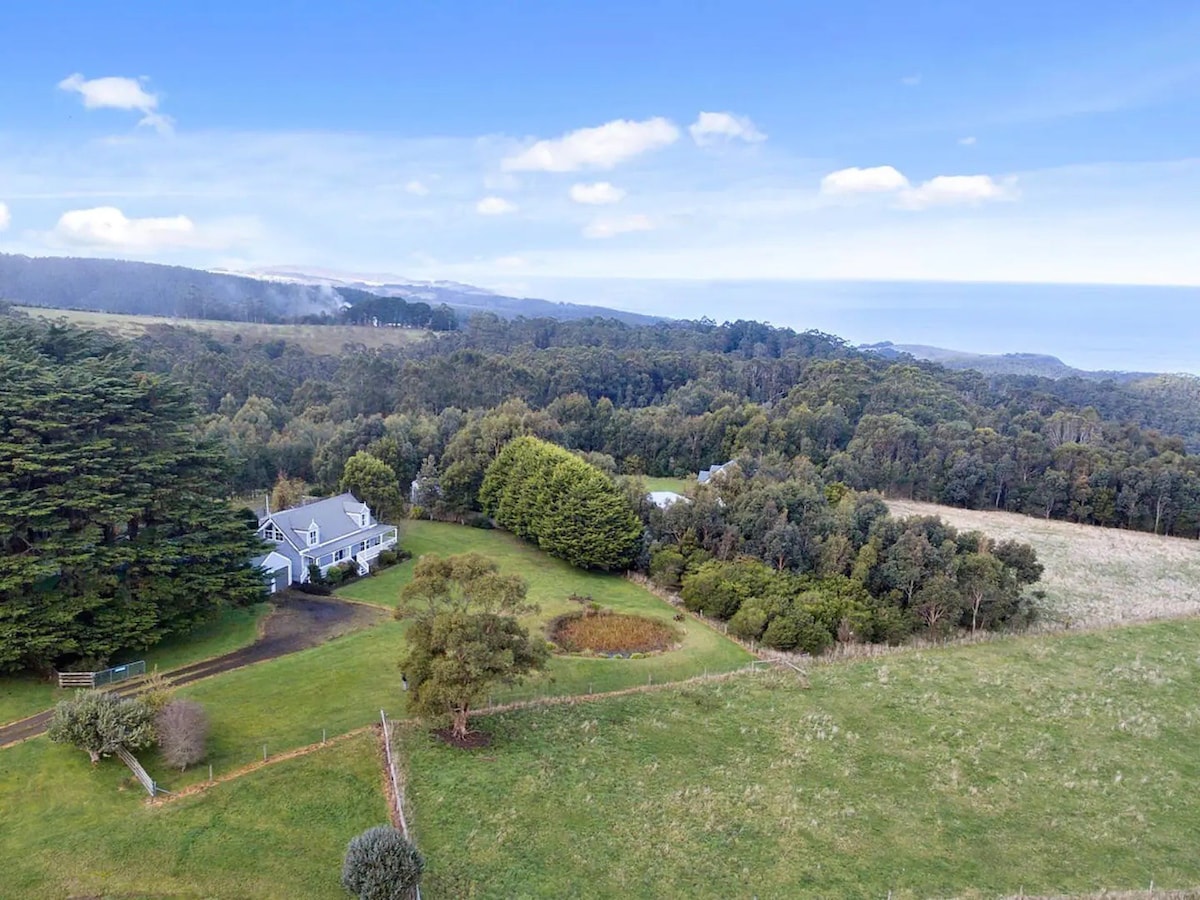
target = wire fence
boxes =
[380,710,422,900]
[150,660,781,798]
[481,658,777,710]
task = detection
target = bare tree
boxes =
[156,699,209,770]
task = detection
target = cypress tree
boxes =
[0,320,267,673]
[481,436,642,571]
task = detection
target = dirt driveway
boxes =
[0,595,386,749]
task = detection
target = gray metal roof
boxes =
[697,461,733,484]
[265,492,378,546]
[299,523,397,559]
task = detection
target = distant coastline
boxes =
[518,278,1200,374]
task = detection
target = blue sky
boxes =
[2,1,1199,305]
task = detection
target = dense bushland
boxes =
[646,462,1042,651]
[99,308,1200,538]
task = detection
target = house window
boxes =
[334,548,348,562]
[264,524,282,541]
[307,528,318,546]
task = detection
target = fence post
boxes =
[209,763,213,783]
[263,744,267,761]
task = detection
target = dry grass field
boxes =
[887,499,1200,627]
[13,306,429,354]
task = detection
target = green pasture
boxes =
[403,618,1200,899]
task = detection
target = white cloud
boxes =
[821,165,911,194]
[959,136,978,146]
[689,111,766,146]
[404,180,430,196]
[901,74,922,86]
[53,206,197,249]
[502,117,679,172]
[899,175,1016,209]
[0,202,9,231]
[569,181,626,205]
[494,255,528,269]
[476,196,517,215]
[58,73,173,134]
[583,214,655,239]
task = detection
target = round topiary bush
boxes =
[341,825,424,900]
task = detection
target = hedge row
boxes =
[480,436,643,571]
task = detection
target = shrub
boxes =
[377,549,399,567]
[727,603,770,642]
[463,512,493,529]
[156,698,209,770]
[326,561,358,586]
[138,669,176,714]
[307,563,326,586]
[762,609,832,655]
[649,547,687,590]
[47,690,157,764]
[342,826,425,900]
[407,504,428,520]
[296,581,332,596]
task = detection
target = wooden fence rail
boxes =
[56,660,146,690]
[56,673,96,688]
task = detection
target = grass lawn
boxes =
[0,526,747,894]
[159,620,408,790]
[337,521,751,700]
[887,499,1200,626]
[15,306,429,355]
[0,731,387,899]
[402,618,1200,899]
[0,603,270,727]
[641,475,692,493]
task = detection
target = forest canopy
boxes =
[109,309,1200,540]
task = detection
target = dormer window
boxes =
[306,521,320,546]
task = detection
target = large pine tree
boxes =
[0,320,267,673]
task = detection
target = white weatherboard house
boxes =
[257,492,398,584]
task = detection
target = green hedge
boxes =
[480,437,643,571]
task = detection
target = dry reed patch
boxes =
[886,499,1200,626]
[549,610,680,655]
